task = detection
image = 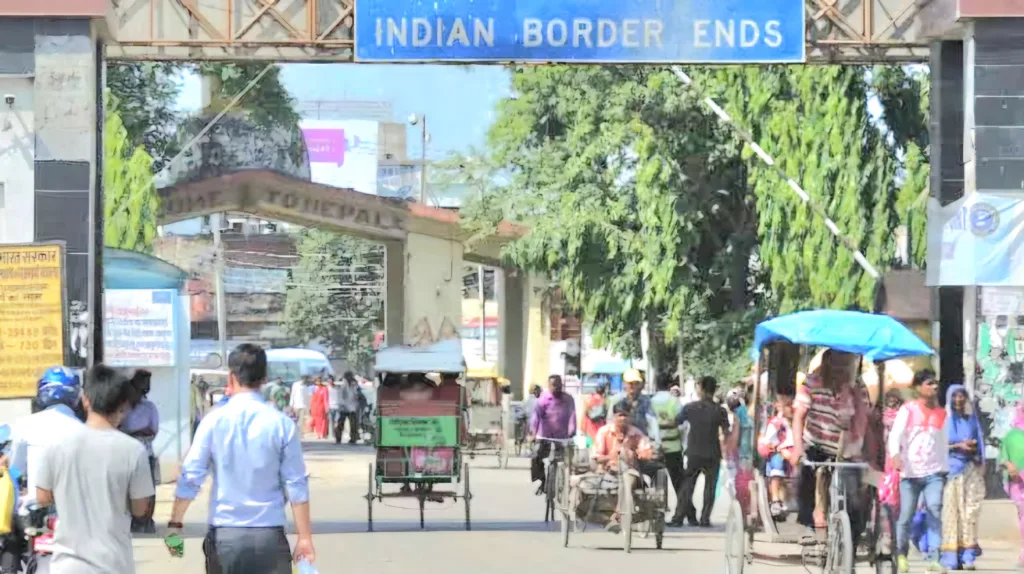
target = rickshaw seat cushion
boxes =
[570,471,648,494]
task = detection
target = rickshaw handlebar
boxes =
[801,460,869,469]
[534,437,574,445]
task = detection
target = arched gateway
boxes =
[157,168,533,390]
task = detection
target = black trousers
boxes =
[204,527,291,574]
[530,442,565,484]
[796,447,864,547]
[663,450,685,504]
[674,454,720,523]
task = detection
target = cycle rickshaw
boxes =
[725,310,933,574]
[365,340,472,531]
[546,436,669,553]
[463,362,511,469]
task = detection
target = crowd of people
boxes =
[523,352,1021,574]
[8,343,1024,573]
[265,371,367,444]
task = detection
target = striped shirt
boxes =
[795,375,867,456]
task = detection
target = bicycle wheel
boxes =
[725,499,746,574]
[620,473,634,553]
[826,512,854,574]
[545,460,558,523]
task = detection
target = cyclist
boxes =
[788,350,869,543]
[530,375,576,495]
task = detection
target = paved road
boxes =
[132,441,1021,573]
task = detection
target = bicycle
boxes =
[802,460,868,574]
[534,437,574,523]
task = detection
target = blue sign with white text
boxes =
[355,0,805,63]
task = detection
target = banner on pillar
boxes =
[927,192,1024,286]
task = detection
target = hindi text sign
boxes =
[0,243,66,398]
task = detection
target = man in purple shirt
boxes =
[530,375,576,494]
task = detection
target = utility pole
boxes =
[479,266,486,362]
[213,213,228,367]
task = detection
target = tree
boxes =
[478,66,759,378]
[872,66,930,269]
[285,230,384,372]
[104,93,160,253]
[106,62,183,171]
[700,66,901,313]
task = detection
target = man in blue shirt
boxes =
[168,344,315,573]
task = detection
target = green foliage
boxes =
[701,66,900,313]
[106,62,182,171]
[872,66,930,269]
[480,66,757,373]
[284,230,384,372]
[103,92,160,253]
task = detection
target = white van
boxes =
[266,348,334,382]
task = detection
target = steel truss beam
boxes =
[106,0,931,63]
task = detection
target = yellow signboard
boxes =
[0,244,65,398]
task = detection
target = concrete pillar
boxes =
[0,17,100,415]
[497,268,526,397]
[403,232,463,346]
[929,39,966,382]
[383,239,405,346]
[522,273,551,399]
[0,17,101,416]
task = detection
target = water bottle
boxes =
[294,559,319,574]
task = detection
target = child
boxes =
[758,395,795,518]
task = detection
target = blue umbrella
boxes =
[751,310,933,362]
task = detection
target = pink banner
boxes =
[302,128,346,165]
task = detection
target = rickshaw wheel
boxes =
[725,498,746,574]
[654,513,665,550]
[498,433,509,470]
[620,472,634,554]
[418,486,426,530]
[464,462,472,531]
[827,511,854,574]
[560,462,572,547]
[366,463,374,533]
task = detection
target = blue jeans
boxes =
[897,474,945,560]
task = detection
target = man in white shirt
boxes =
[9,367,85,510]
[290,378,311,437]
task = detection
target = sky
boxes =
[176,64,512,160]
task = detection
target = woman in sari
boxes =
[940,384,986,570]
[1000,401,1024,567]
[310,378,330,439]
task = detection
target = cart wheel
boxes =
[559,462,571,547]
[620,473,634,554]
[499,434,509,470]
[464,462,472,531]
[827,511,854,574]
[874,503,896,574]
[654,513,665,550]
[366,463,374,532]
[725,499,746,574]
[418,488,426,530]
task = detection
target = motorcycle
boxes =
[0,424,56,574]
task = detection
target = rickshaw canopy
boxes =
[374,339,467,374]
[751,310,933,362]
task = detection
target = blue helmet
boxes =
[36,366,81,410]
